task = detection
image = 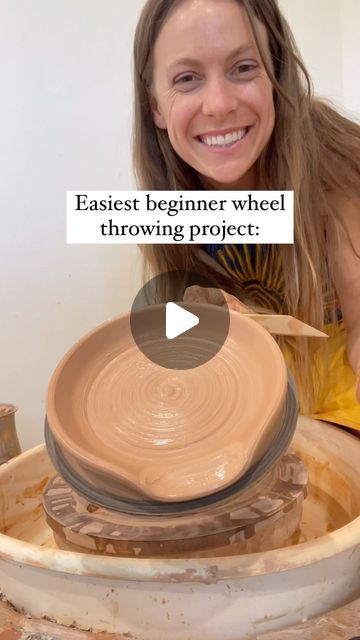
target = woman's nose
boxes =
[201,77,238,118]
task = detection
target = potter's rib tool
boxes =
[247,314,328,337]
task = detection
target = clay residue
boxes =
[47,310,287,502]
[0,596,130,639]
[0,629,21,640]
[23,477,50,499]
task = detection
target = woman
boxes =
[133,0,360,428]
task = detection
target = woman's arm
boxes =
[327,196,360,401]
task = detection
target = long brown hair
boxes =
[133,0,360,412]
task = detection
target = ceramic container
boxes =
[0,404,21,464]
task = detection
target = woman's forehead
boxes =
[157,0,249,43]
[153,0,269,69]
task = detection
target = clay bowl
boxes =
[46,305,288,502]
[44,376,297,514]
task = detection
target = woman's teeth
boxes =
[200,128,248,147]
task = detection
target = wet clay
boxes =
[46,308,287,502]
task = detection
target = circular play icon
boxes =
[130,271,230,370]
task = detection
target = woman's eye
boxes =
[232,63,258,76]
[174,73,199,85]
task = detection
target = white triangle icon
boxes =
[166,302,199,340]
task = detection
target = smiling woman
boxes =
[133,0,360,428]
[149,1,275,189]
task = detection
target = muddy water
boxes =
[287,485,350,546]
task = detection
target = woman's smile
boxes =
[150,0,275,188]
[194,125,252,155]
[196,126,250,147]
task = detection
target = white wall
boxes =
[0,1,145,450]
[1,1,359,450]
[340,0,360,118]
[280,0,360,119]
[279,0,343,108]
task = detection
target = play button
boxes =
[130,271,230,370]
[166,303,199,339]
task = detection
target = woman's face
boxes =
[150,0,275,189]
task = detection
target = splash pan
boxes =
[0,418,360,639]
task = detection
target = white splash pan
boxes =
[0,417,359,639]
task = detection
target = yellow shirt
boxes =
[205,243,360,430]
[312,321,360,430]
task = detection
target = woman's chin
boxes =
[199,168,255,191]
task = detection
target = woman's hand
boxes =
[356,369,360,404]
[183,285,252,313]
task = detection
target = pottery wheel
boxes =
[43,451,307,558]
